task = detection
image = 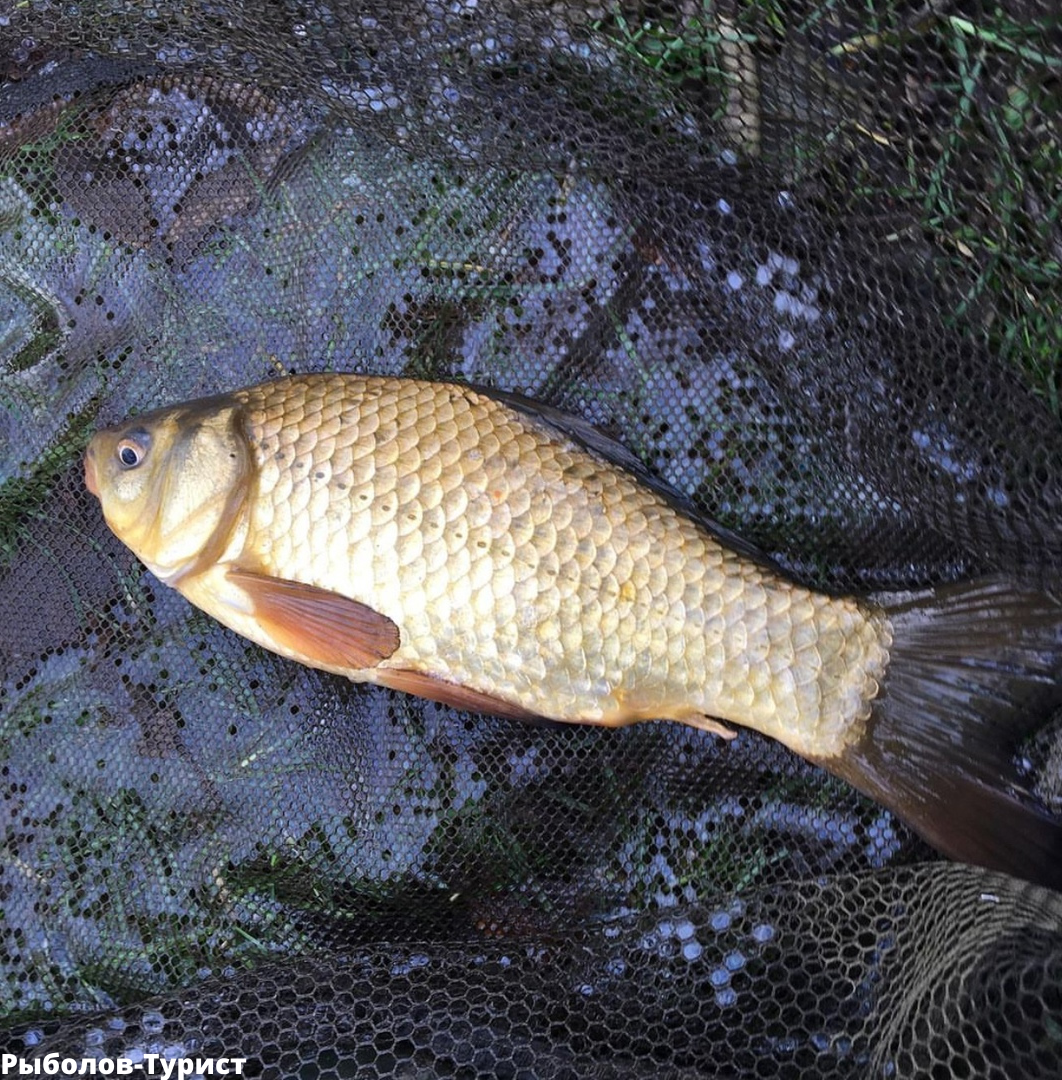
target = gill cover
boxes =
[88,401,252,583]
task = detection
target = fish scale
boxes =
[221,374,889,751]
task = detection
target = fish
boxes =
[84,373,1062,888]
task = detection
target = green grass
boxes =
[592,1,1062,415]
[886,7,1062,415]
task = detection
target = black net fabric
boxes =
[1,1,1062,1076]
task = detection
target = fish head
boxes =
[85,399,251,583]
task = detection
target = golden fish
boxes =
[84,374,1062,887]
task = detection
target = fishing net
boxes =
[2,0,1062,1075]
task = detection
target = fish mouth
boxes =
[84,443,99,498]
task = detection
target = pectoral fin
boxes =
[227,568,400,669]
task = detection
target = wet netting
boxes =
[2,1,1062,1076]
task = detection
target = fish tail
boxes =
[826,578,1062,889]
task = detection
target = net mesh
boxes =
[1,1,1062,1075]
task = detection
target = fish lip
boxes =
[84,443,99,498]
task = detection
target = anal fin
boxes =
[227,568,400,670]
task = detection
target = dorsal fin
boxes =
[478,383,790,576]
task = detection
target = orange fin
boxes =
[598,693,738,739]
[690,715,737,740]
[228,568,400,669]
[374,667,543,722]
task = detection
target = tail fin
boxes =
[826,579,1062,891]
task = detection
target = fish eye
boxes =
[116,430,150,469]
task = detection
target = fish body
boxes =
[85,374,1062,887]
[86,374,887,759]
